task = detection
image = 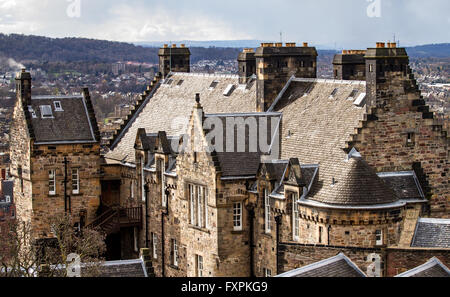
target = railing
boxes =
[88,206,117,229]
[119,207,142,225]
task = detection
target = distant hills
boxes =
[0,34,448,67]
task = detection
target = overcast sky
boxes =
[0,0,449,48]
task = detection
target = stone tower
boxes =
[333,50,366,81]
[158,44,191,78]
[238,48,256,84]
[255,42,318,112]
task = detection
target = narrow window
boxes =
[369,64,374,73]
[264,268,272,277]
[406,133,415,147]
[292,193,299,240]
[130,180,134,199]
[375,230,383,246]
[196,255,203,277]
[134,227,139,252]
[172,239,179,267]
[72,169,79,195]
[265,188,271,233]
[49,169,56,195]
[319,226,323,244]
[233,202,243,231]
[141,158,146,202]
[189,184,195,225]
[160,159,167,207]
[18,166,23,193]
[5,195,11,203]
[198,186,203,227]
[152,233,158,259]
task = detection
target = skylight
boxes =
[54,101,63,111]
[209,81,219,90]
[40,105,53,119]
[347,89,359,100]
[353,93,367,107]
[329,88,338,98]
[223,84,236,96]
[176,79,184,86]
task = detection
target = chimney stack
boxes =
[15,68,32,106]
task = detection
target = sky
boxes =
[0,0,449,48]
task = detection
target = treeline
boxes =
[0,34,241,64]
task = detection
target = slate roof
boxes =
[28,95,97,144]
[205,113,281,178]
[276,253,366,277]
[396,257,450,277]
[95,259,147,277]
[270,78,400,206]
[377,171,426,201]
[106,73,257,164]
[411,218,450,248]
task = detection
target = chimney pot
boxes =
[172,44,177,48]
[163,44,168,48]
[303,42,308,47]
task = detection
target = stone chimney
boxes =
[158,44,191,78]
[238,48,256,84]
[255,42,317,112]
[16,69,32,106]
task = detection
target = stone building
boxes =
[10,70,102,239]
[10,41,449,277]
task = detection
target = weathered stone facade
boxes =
[10,70,101,240]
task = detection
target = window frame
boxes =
[49,169,56,196]
[196,255,203,277]
[152,233,158,259]
[71,168,80,195]
[53,101,63,112]
[375,229,383,246]
[292,193,299,241]
[233,202,243,231]
[172,239,179,267]
[264,188,271,234]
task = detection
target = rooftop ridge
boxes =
[418,218,450,224]
[31,95,84,100]
[292,77,366,85]
[170,72,239,79]
[396,257,450,277]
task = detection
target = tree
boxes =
[0,215,106,277]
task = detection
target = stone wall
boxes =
[386,247,450,276]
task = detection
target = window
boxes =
[292,194,299,240]
[160,159,166,207]
[369,64,374,72]
[233,202,243,231]
[375,230,383,246]
[40,105,53,119]
[263,268,272,277]
[330,88,338,98]
[348,89,359,100]
[18,166,23,193]
[5,195,11,203]
[72,169,79,195]
[49,169,56,195]
[319,226,323,244]
[141,158,146,202]
[130,180,134,199]
[209,81,219,90]
[172,239,179,267]
[176,79,184,86]
[407,133,415,147]
[54,101,63,111]
[134,227,139,252]
[189,184,207,228]
[264,188,271,233]
[152,233,158,259]
[196,255,203,277]
[223,84,235,96]
[198,186,203,227]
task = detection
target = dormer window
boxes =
[54,101,63,111]
[40,105,53,119]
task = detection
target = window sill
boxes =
[71,193,83,197]
[189,225,210,234]
[231,229,244,234]
[169,264,180,271]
